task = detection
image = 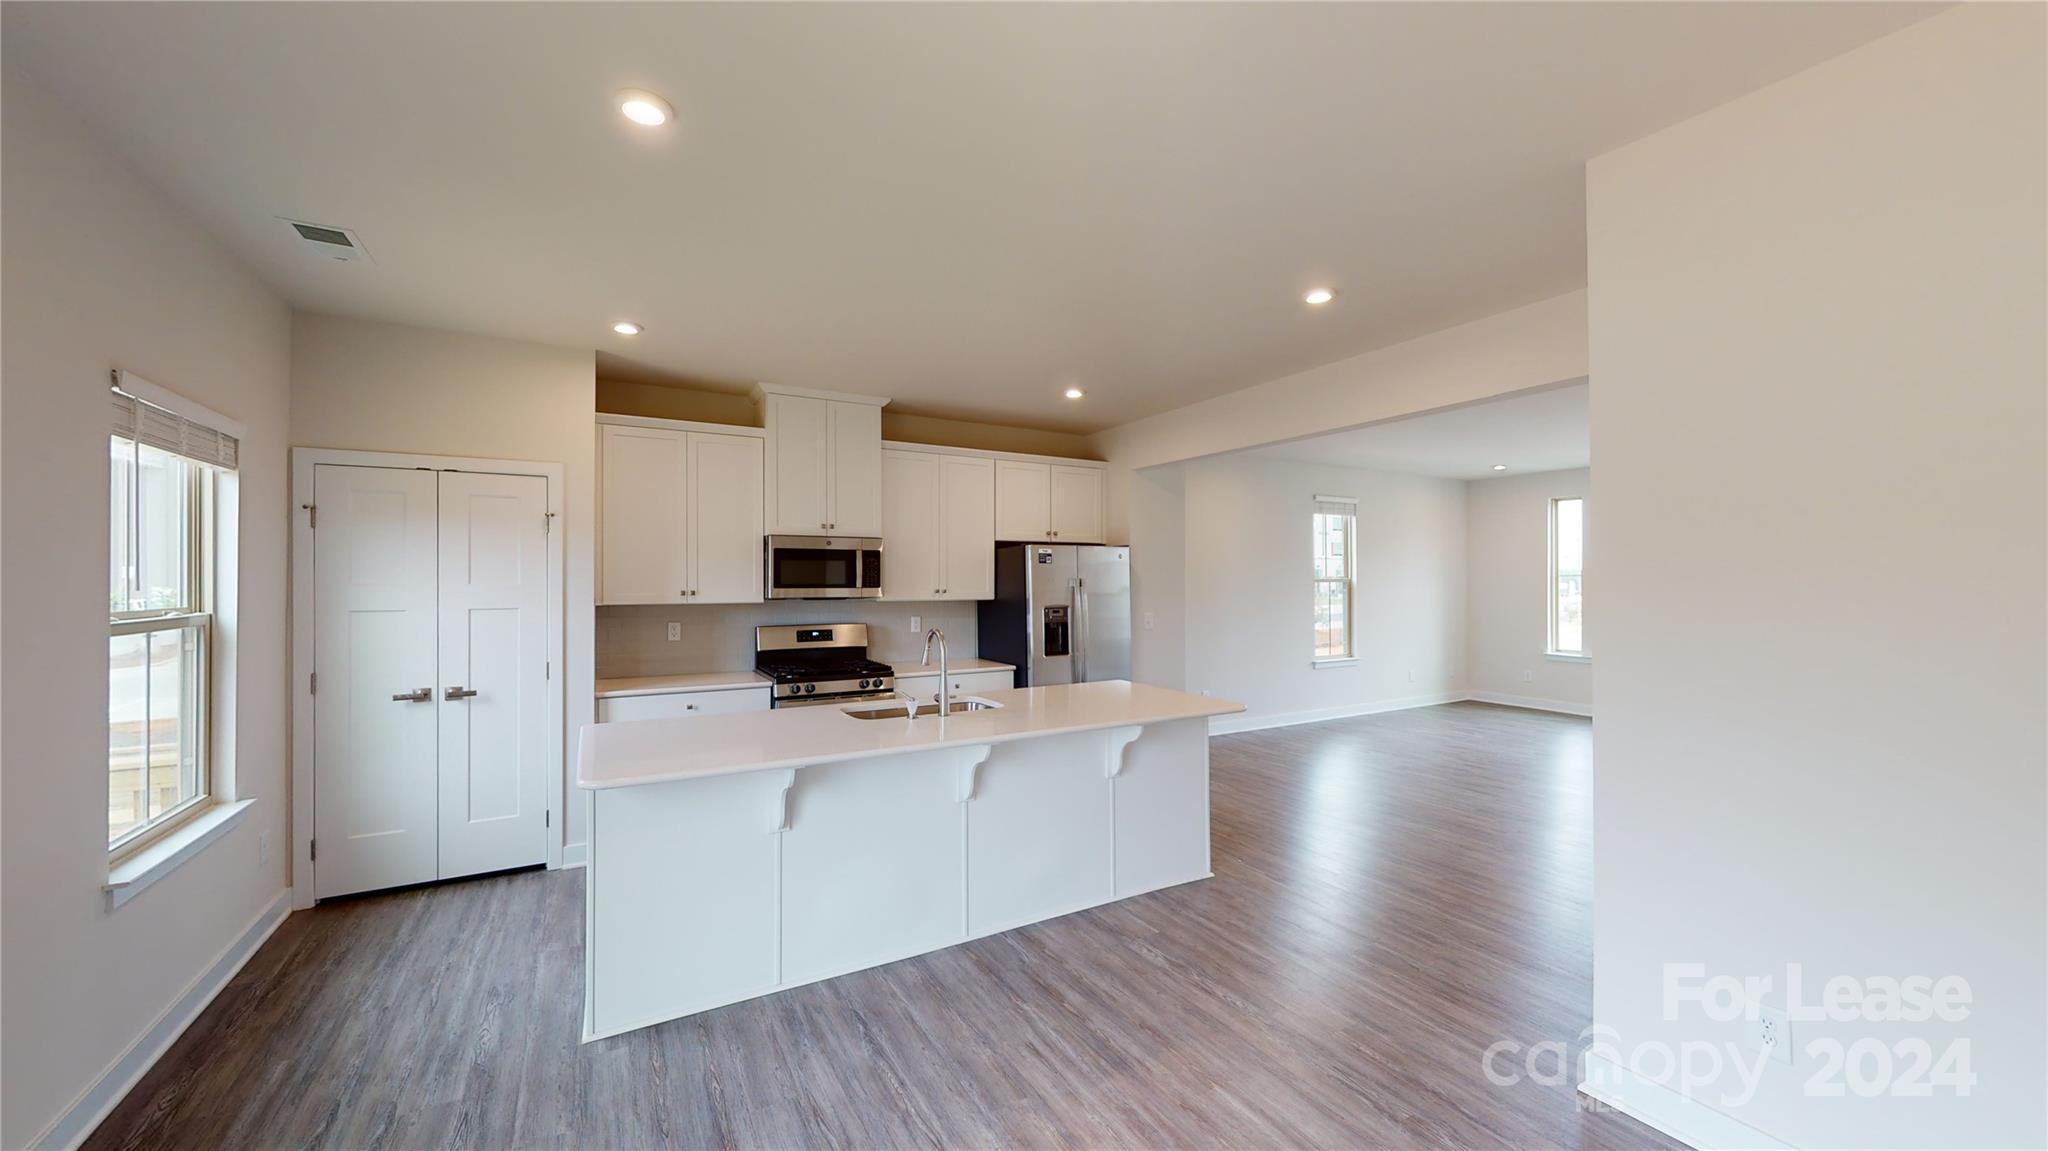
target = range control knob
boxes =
[803,682,816,694]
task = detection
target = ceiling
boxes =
[3,3,1937,433]
[1248,382,1588,480]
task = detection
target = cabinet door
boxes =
[689,433,764,603]
[828,401,883,535]
[938,454,995,599]
[881,449,940,599]
[599,424,687,604]
[994,460,1050,540]
[1049,465,1105,543]
[766,395,831,533]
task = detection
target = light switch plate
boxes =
[1142,612,1155,630]
[910,615,922,633]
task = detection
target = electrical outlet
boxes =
[1521,669,1535,683]
[1751,1003,1792,1065]
[1142,611,1155,631]
[667,622,682,642]
[259,829,271,867]
[910,614,922,633]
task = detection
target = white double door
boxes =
[313,465,551,899]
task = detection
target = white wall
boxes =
[2,67,293,1149]
[1180,455,1466,726]
[1465,468,1590,712]
[290,314,597,856]
[1587,7,2044,1147]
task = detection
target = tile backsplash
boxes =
[597,600,982,679]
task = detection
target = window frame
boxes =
[108,437,216,861]
[1311,500,1357,665]
[1547,495,1586,659]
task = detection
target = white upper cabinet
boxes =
[599,420,765,605]
[599,424,688,604]
[1048,464,1105,543]
[880,450,940,600]
[994,459,1105,543]
[938,454,995,599]
[687,433,765,603]
[757,386,889,536]
[881,449,992,600]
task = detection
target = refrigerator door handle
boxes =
[1073,577,1087,683]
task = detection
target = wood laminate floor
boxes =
[86,703,1677,1150]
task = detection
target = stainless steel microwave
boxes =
[764,535,883,599]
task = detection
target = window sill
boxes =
[104,799,254,910]
[1545,652,1592,664]
[1311,658,1358,669]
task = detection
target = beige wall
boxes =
[1465,468,1590,712]
[2,67,293,1149]
[597,378,1098,459]
[1588,6,2044,1146]
[1180,455,1466,725]
[291,314,598,854]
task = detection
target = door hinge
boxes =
[546,661,551,680]
[302,503,317,529]
[546,810,551,828]
[544,512,554,536]
[310,671,317,695]
[310,838,317,861]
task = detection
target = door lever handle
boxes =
[392,688,433,702]
[445,686,480,701]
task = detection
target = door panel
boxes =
[1049,465,1105,543]
[437,471,550,880]
[828,402,883,535]
[314,465,439,899]
[994,460,1049,540]
[1075,547,1131,682]
[767,395,830,532]
[938,455,995,599]
[689,433,764,603]
[880,449,940,599]
[599,425,687,603]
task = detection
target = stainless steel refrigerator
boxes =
[977,544,1131,687]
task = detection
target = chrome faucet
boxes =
[921,627,949,717]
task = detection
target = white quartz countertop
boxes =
[889,658,1014,677]
[577,680,1243,790]
[594,671,770,698]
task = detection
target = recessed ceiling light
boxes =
[1303,288,1336,306]
[1492,463,1508,471]
[617,89,674,127]
[1064,386,1085,400]
[612,321,643,336]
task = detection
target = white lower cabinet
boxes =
[596,687,770,724]
[893,667,1013,700]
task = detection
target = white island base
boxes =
[579,682,1240,1041]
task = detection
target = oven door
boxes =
[765,536,883,599]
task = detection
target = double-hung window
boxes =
[1548,496,1585,657]
[108,383,234,856]
[1312,496,1357,662]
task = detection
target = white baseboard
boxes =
[561,841,588,869]
[1579,1052,1791,1151]
[1208,691,1462,735]
[1465,690,1593,718]
[32,890,291,1151]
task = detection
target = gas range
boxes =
[754,623,896,707]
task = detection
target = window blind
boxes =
[1313,495,1357,518]
[111,385,238,470]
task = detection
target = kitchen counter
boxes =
[594,671,769,698]
[577,680,1239,790]
[580,679,1243,1040]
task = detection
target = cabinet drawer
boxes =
[597,687,771,723]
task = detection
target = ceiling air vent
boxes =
[281,218,372,263]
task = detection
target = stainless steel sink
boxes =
[842,698,1003,720]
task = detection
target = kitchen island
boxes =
[576,679,1243,1040]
